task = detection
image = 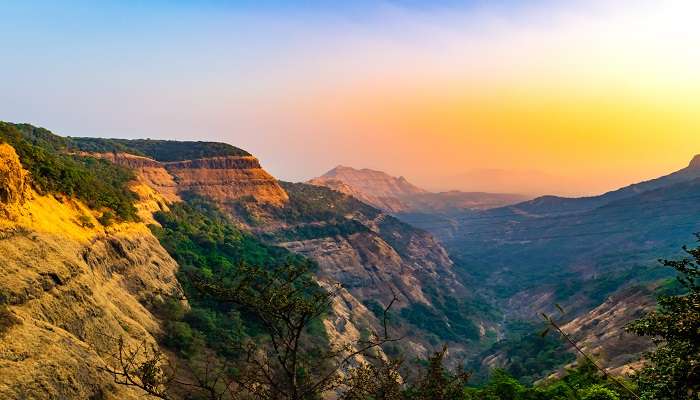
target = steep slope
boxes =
[223,182,491,356]
[0,143,182,399]
[310,165,527,213]
[60,131,490,357]
[445,177,700,314]
[88,151,288,206]
[561,286,655,375]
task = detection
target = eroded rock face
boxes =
[93,152,288,206]
[0,232,181,399]
[164,156,289,206]
[0,144,29,214]
[0,145,183,399]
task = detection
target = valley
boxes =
[0,121,697,399]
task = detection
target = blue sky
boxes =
[2,1,699,195]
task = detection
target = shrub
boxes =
[579,385,620,400]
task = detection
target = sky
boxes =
[2,0,700,196]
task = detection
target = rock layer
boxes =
[164,155,288,206]
[93,152,288,206]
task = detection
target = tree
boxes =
[626,236,700,400]
[101,262,401,400]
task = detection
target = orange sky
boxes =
[3,0,700,196]
[262,0,700,195]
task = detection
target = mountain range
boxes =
[0,122,495,398]
[1,121,697,398]
[306,154,700,377]
[310,165,529,213]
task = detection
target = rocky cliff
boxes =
[92,152,288,206]
[0,144,182,399]
[163,155,288,206]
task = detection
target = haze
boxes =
[2,0,699,196]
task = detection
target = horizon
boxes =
[3,0,700,196]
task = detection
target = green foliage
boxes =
[231,181,382,229]
[580,385,620,400]
[467,320,575,384]
[68,137,250,161]
[150,199,324,357]
[464,361,630,400]
[77,214,95,228]
[405,347,470,400]
[400,302,479,342]
[626,237,700,400]
[0,122,138,220]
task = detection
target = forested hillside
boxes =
[1,122,698,400]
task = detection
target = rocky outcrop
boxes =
[90,152,180,202]
[164,155,288,206]
[93,152,288,206]
[282,232,435,308]
[0,145,182,399]
[0,144,29,216]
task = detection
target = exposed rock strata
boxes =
[93,152,288,206]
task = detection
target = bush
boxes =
[0,122,138,221]
[580,385,620,400]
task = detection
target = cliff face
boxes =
[91,145,478,358]
[280,226,458,309]
[163,155,288,206]
[0,145,182,399]
[224,181,475,358]
[94,152,288,206]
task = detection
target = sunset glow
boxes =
[2,0,699,195]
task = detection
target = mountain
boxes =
[420,156,700,312]
[403,155,700,376]
[310,165,528,213]
[503,156,700,217]
[0,125,183,398]
[0,122,495,397]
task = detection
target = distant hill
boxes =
[309,165,528,213]
[504,155,700,217]
[409,155,700,315]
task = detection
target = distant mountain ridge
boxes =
[310,165,528,213]
[506,155,700,217]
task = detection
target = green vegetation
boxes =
[150,198,322,358]
[468,320,575,385]
[400,301,480,343]
[0,122,138,220]
[463,361,631,400]
[626,237,700,399]
[68,137,250,161]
